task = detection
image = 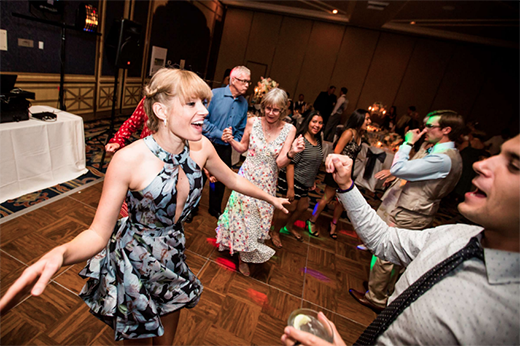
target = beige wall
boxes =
[214,8,519,136]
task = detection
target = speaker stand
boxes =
[99,67,120,168]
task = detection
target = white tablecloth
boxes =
[0,106,87,202]
[354,143,395,192]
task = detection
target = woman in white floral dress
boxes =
[0,69,291,345]
[218,88,305,275]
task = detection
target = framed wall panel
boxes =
[430,45,495,117]
[393,39,455,117]
[357,32,416,112]
[214,8,253,88]
[294,21,345,108]
[330,27,380,116]
[269,16,313,99]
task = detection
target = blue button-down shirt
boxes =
[203,86,248,145]
[390,141,456,181]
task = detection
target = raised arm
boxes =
[276,126,305,169]
[223,117,253,153]
[325,154,434,267]
[202,137,289,213]
[0,151,132,313]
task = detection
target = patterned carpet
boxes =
[0,116,135,218]
[0,119,463,226]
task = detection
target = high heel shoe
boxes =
[329,221,338,240]
[305,219,319,237]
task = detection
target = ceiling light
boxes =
[410,21,416,25]
[332,9,338,14]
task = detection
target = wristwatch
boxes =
[403,142,414,147]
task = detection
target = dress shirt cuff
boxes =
[398,143,413,155]
[336,186,366,211]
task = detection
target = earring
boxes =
[163,118,167,127]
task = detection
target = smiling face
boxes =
[361,113,371,130]
[458,135,520,234]
[307,115,323,136]
[162,96,208,141]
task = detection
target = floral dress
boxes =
[216,117,291,263]
[79,136,203,341]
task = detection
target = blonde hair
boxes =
[261,88,288,117]
[143,68,212,132]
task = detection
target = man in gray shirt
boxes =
[281,135,520,345]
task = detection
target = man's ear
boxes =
[442,126,452,136]
[152,102,168,122]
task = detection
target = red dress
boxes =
[108,98,152,148]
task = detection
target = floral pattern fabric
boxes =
[79,135,203,341]
[216,117,291,263]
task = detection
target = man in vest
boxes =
[350,110,464,313]
[282,135,519,345]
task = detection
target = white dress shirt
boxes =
[339,187,520,345]
[331,94,348,116]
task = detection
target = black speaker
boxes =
[105,19,142,69]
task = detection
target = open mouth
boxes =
[191,120,204,130]
[469,186,487,198]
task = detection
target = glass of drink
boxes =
[287,308,334,343]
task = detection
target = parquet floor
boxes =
[0,180,375,345]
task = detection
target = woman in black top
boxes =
[271,111,324,248]
[306,109,371,239]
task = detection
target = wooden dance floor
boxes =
[0,181,375,345]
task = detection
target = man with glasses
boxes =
[350,110,465,313]
[198,66,251,220]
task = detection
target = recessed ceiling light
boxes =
[332,9,338,14]
[410,21,416,25]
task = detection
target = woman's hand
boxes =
[221,127,234,143]
[271,197,290,214]
[105,143,120,153]
[281,312,346,346]
[287,187,295,202]
[325,154,353,190]
[289,134,305,156]
[204,168,217,183]
[0,246,66,315]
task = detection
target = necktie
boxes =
[355,236,484,345]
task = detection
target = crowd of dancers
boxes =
[1,66,518,346]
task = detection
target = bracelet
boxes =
[403,142,414,147]
[336,180,355,194]
[287,152,294,160]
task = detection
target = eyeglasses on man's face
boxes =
[425,123,441,129]
[234,77,250,85]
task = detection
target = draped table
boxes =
[0,105,87,203]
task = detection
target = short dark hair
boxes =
[329,86,336,90]
[427,109,465,141]
[346,109,369,131]
[409,106,416,112]
[341,87,348,94]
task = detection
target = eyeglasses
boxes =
[425,124,441,129]
[234,77,250,85]
[265,106,281,115]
